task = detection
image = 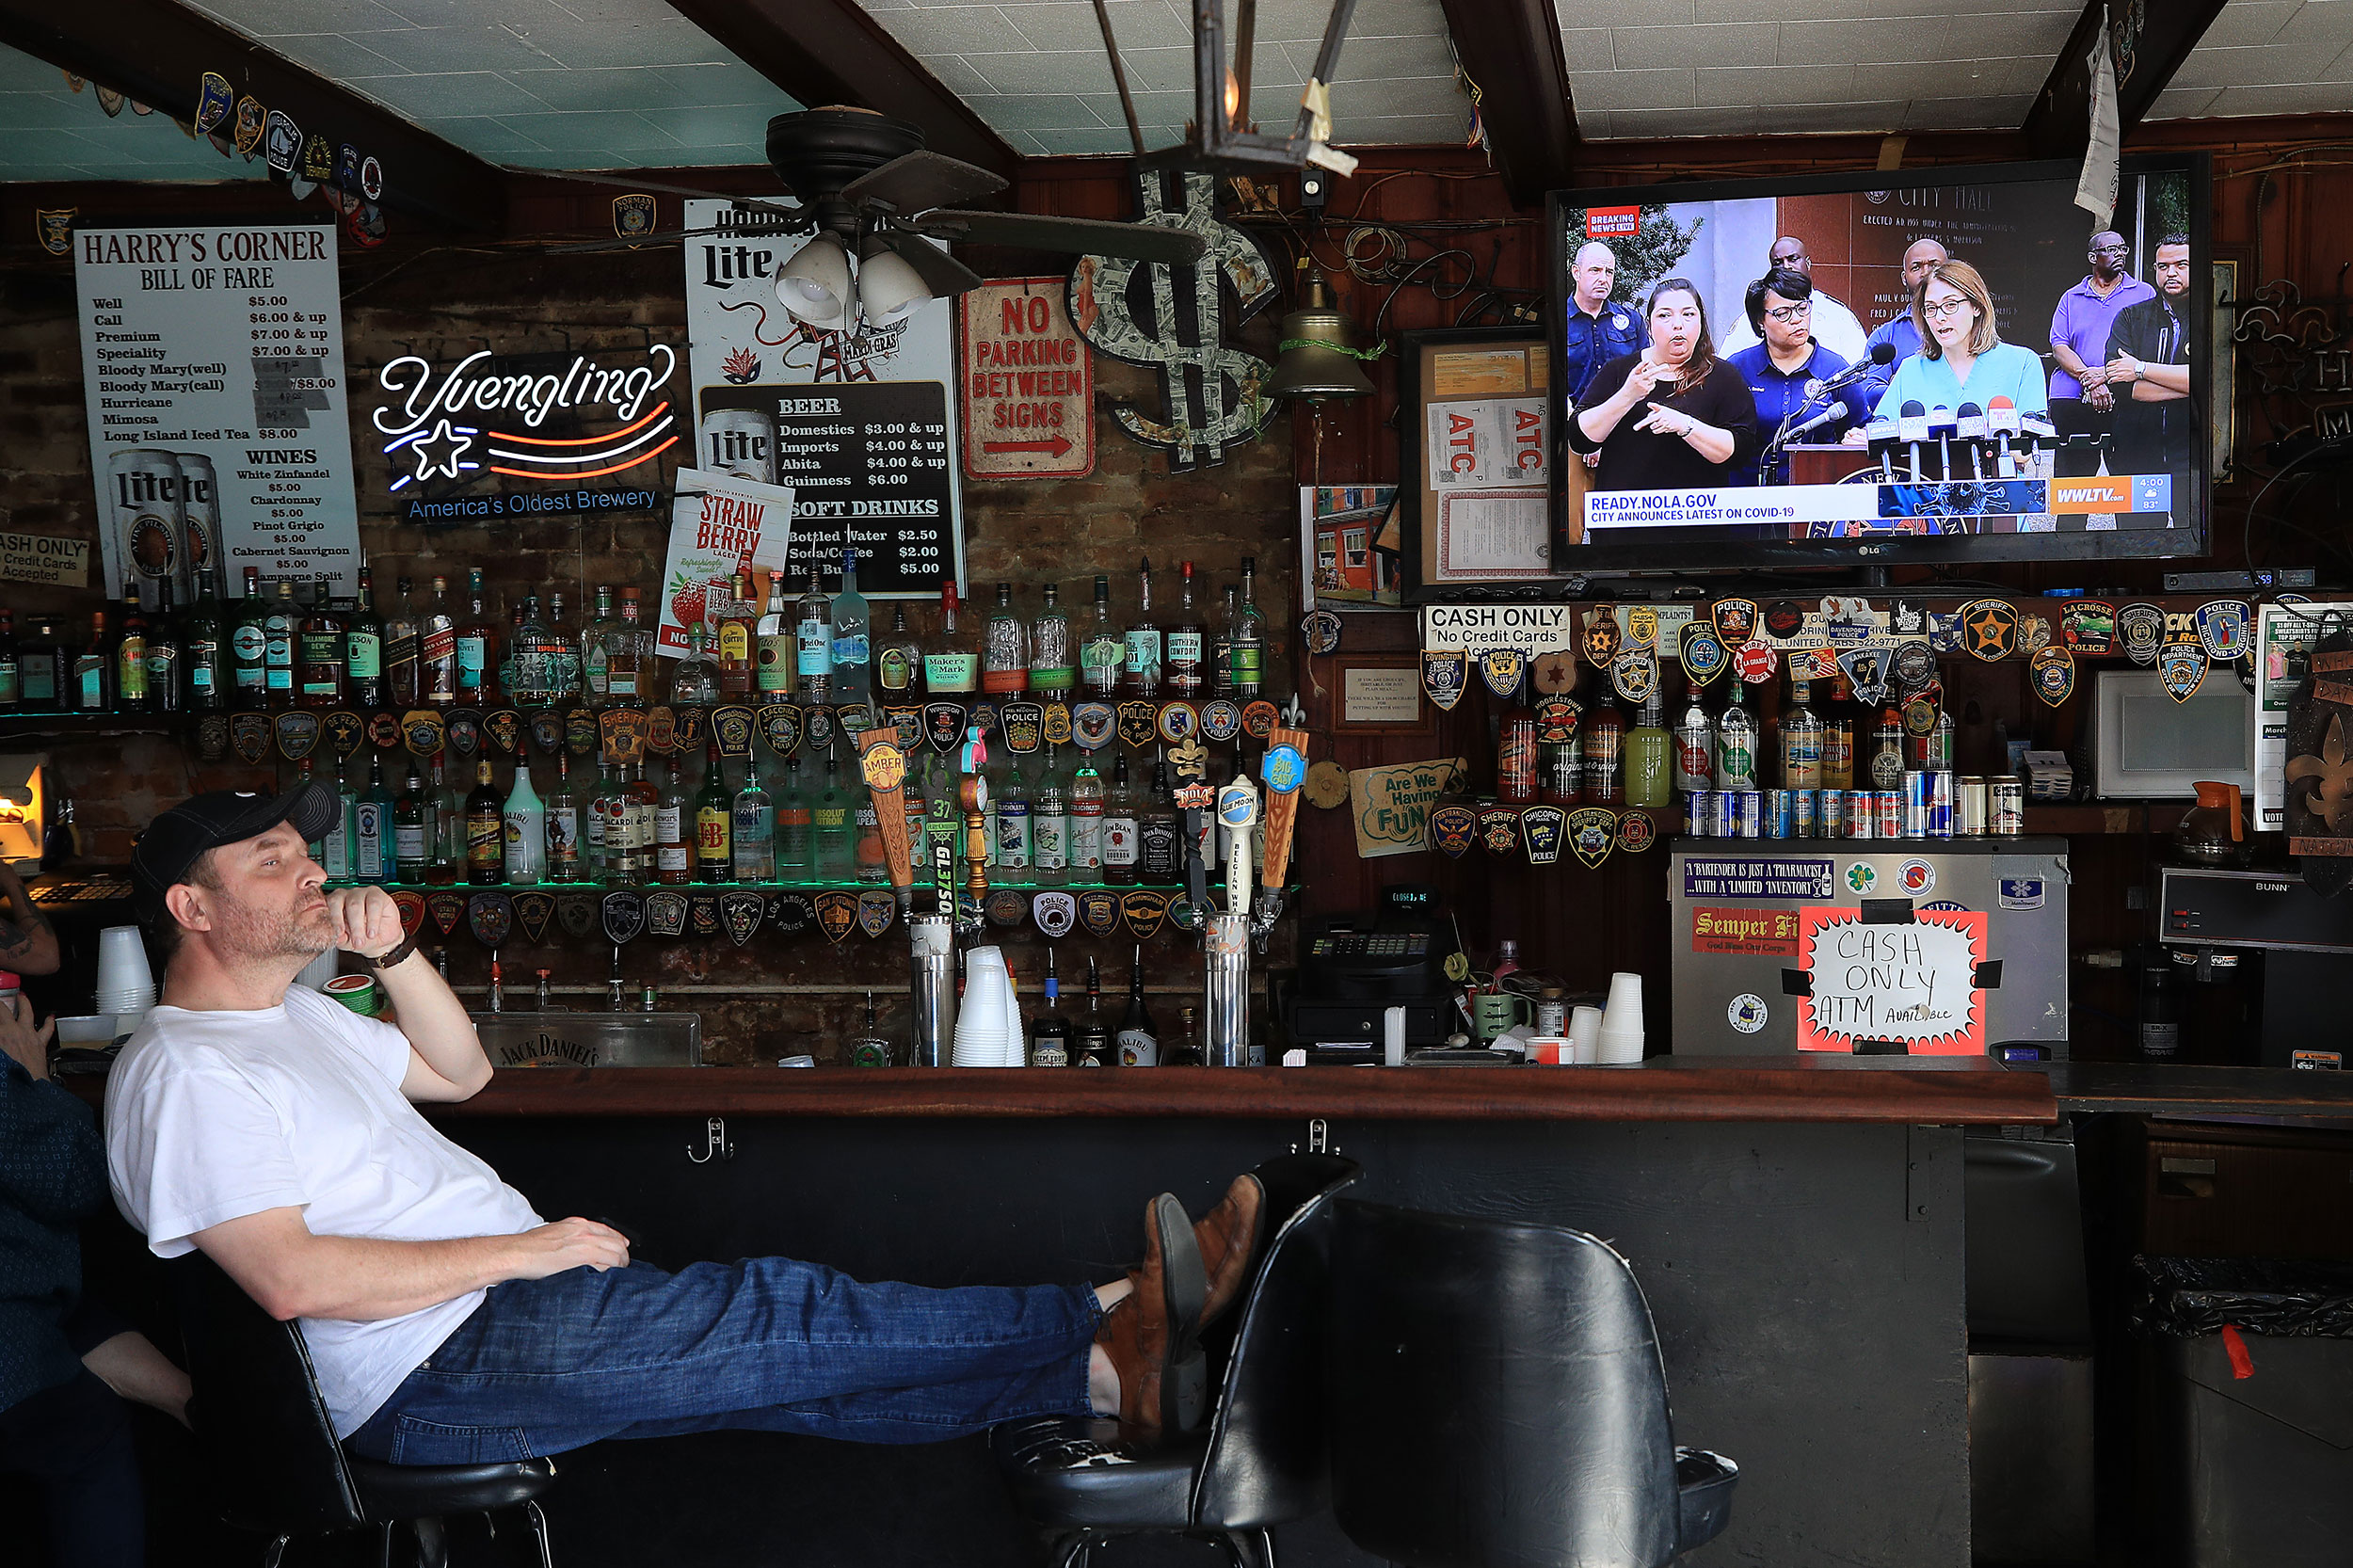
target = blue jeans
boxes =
[345,1257,1102,1465]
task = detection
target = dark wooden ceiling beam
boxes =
[662,0,1019,183]
[1433,0,1577,206]
[0,0,506,231]
[2024,0,2231,158]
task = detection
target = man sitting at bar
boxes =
[104,785,1262,1465]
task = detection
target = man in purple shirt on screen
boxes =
[2047,231,2154,480]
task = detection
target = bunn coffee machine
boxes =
[2157,866,2353,1068]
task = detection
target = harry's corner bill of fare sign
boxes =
[74,222,364,610]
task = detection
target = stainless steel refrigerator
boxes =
[1667,837,2070,1057]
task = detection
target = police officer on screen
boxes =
[1563,240,1648,406]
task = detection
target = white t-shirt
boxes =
[104,985,543,1436]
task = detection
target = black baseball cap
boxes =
[131,782,339,928]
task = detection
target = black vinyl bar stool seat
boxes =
[1328,1200,1738,1568]
[168,1252,559,1568]
[993,1152,1363,1568]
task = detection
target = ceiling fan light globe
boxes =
[857,248,933,320]
[776,235,852,327]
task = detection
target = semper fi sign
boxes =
[958,279,1094,480]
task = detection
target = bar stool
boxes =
[1327,1201,1739,1568]
[992,1152,1362,1568]
[168,1252,560,1568]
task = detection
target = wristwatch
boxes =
[367,934,419,971]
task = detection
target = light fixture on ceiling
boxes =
[1091,0,1362,175]
[775,233,852,328]
[1268,268,1375,402]
[856,238,934,321]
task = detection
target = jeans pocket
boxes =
[387,1415,535,1465]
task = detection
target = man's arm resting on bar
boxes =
[194,1206,632,1322]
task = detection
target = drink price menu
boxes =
[697,381,954,597]
[74,221,364,609]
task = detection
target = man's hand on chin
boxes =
[328,886,405,960]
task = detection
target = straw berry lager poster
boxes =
[653,467,794,657]
[74,220,363,608]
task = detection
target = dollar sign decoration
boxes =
[1067,169,1279,471]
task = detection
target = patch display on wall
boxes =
[2118,602,2164,664]
[2029,645,2077,707]
[1420,650,1467,711]
[2059,600,2115,654]
[1067,169,1278,472]
[1962,600,2017,662]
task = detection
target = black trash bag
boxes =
[2129,1255,2353,1339]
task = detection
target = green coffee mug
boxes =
[1471,990,1531,1040]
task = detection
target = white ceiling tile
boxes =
[1776,11,2074,67]
[1321,34,1460,84]
[1029,124,1147,154]
[2144,85,2224,119]
[1567,66,1698,109]
[655,62,786,104]
[1604,104,1789,136]
[180,0,414,34]
[1609,22,1776,70]
[344,71,541,116]
[1001,1,1189,52]
[1077,88,1196,124]
[1244,0,1354,44]
[493,108,678,148]
[422,114,553,153]
[956,49,1122,94]
[1560,27,1615,69]
[870,5,1022,56]
[2169,39,2353,88]
[247,32,413,79]
[1114,44,1207,92]
[1349,0,1452,40]
[1692,62,1856,107]
[2209,79,2353,112]
[348,23,555,72]
[1569,0,1698,25]
[956,92,1108,129]
[919,54,1000,96]
[1577,108,1614,136]
[1353,75,1467,117]
[516,18,733,68]
[2264,0,2353,53]
[1900,93,2034,129]
[2200,1,2300,49]
[632,105,797,146]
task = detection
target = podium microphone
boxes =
[1898,400,1929,481]
[1956,402,1986,479]
[1865,416,1897,479]
[1988,395,2019,478]
[1929,404,1955,481]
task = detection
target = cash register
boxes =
[1273,884,1462,1061]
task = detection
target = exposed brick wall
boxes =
[0,204,1297,1063]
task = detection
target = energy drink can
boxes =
[1929,771,1956,840]
[1793,788,1818,839]
[1903,770,1932,839]
[1957,776,1988,837]
[1736,789,1763,839]
[1844,789,1873,840]
[1709,790,1735,839]
[698,407,777,485]
[1685,790,1714,837]
[1766,788,1794,840]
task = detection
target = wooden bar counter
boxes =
[421,1055,2058,1125]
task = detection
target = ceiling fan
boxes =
[539,106,1207,328]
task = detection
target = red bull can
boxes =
[1902,771,1932,839]
[1929,771,1956,840]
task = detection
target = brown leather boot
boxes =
[1195,1174,1265,1325]
[1096,1192,1207,1428]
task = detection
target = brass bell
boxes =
[1267,269,1374,401]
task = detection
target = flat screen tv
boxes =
[1545,155,2211,575]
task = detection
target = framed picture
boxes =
[1398,326,1557,600]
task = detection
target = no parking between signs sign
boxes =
[958,278,1094,480]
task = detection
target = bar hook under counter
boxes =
[686,1116,734,1164]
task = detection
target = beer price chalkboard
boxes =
[73,221,365,608]
[696,381,954,597]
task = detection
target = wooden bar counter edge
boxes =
[397,1056,2059,1125]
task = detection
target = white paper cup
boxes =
[1602,971,1643,1035]
[1597,1026,1646,1064]
[1568,1004,1604,1058]
[96,925,153,998]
